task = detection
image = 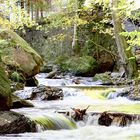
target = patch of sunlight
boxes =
[87,104,140,114]
[127,135,140,140]
[81,88,116,100]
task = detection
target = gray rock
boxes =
[11,94,34,109]
[31,85,63,100]
[0,111,36,134]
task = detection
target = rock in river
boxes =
[0,111,36,134]
[31,85,63,100]
[11,94,34,109]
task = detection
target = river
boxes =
[1,73,140,140]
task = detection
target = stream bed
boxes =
[1,73,140,140]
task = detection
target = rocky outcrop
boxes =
[58,110,140,127]
[14,85,64,101]
[97,51,115,73]
[97,111,139,127]
[93,72,113,85]
[46,70,58,79]
[31,85,63,100]
[0,66,12,110]
[0,111,36,134]
[0,29,43,78]
[56,56,98,77]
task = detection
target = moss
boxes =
[93,72,113,84]
[56,55,98,76]
[0,29,43,77]
[55,55,69,72]
[0,67,12,110]
[0,29,43,65]
[0,67,11,97]
[10,71,24,83]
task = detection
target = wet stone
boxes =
[0,111,36,134]
[31,85,63,100]
[98,112,134,127]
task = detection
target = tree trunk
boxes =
[21,0,24,9]
[71,0,77,55]
[31,2,34,20]
[27,0,30,14]
[111,0,138,78]
[35,9,39,21]
[41,8,44,18]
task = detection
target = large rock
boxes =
[97,51,115,73]
[14,85,63,101]
[11,94,34,109]
[93,72,113,85]
[98,112,136,127]
[0,111,36,134]
[56,56,98,77]
[0,66,12,110]
[0,29,43,78]
[31,85,63,100]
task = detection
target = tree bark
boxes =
[71,0,78,55]
[41,8,43,18]
[21,0,24,9]
[111,0,138,78]
[31,2,34,20]
[27,0,30,14]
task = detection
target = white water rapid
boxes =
[1,73,140,140]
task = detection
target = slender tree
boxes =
[111,0,138,78]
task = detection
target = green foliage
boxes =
[54,55,69,72]
[10,71,24,83]
[0,67,11,97]
[0,0,36,30]
[55,55,97,75]
[0,29,42,61]
[121,31,140,48]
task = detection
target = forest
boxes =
[0,0,140,139]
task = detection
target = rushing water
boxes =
[1,73,140,140]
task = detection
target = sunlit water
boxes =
[1,73,140,140]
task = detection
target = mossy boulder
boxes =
[67,56,98,76]
[0,29,43,78]
[93,72,113,85]
[0,67,12,110]
[56,56,98,76]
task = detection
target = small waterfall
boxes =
[89,112,140,127]
[30,113,77,131]
[73,112,140,127]
[107,88,128,99]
